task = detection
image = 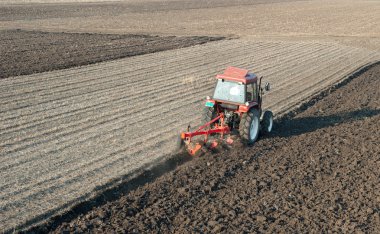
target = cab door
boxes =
[246,82,258,102]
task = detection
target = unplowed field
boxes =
[49,62,380,233]
[1,39,379,232]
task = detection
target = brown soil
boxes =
[2,38,378,233]
[33,63,379,232]
[2,0,379,51]
[0,0,300,22]
[0,29,222,79]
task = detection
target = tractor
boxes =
[180,66,273,155]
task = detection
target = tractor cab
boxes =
[213,67,258,105]
[207,66,262,113]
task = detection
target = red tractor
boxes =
[180,66,273,155]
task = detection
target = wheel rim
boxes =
[249,116,259,141]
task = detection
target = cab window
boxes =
[213,80,245,103]
[246,83,257,102]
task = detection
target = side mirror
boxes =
[265,82,271,91]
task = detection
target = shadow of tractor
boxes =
[272,108,380,138]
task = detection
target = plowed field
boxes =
[0,30,221,79]
[1,0,380,232]
[1,39,379,232]
[1,0,379,51]
[48,60,380,233]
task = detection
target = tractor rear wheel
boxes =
[261,110,273,134]
[203,107,217,123]
[239,108,260,145]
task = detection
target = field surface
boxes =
[1,38,379,232]
[49,59,380,233]
[0,30,221,79]
[1,0,379,51]
[0,0,380,232]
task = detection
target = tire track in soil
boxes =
[0,39,379,232]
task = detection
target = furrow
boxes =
[3,41,308,141]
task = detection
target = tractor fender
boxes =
[238,102,259,113]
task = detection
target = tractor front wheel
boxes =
[239,108,260,145]
[261,110,273,134]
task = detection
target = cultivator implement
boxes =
[180,113,234,155]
